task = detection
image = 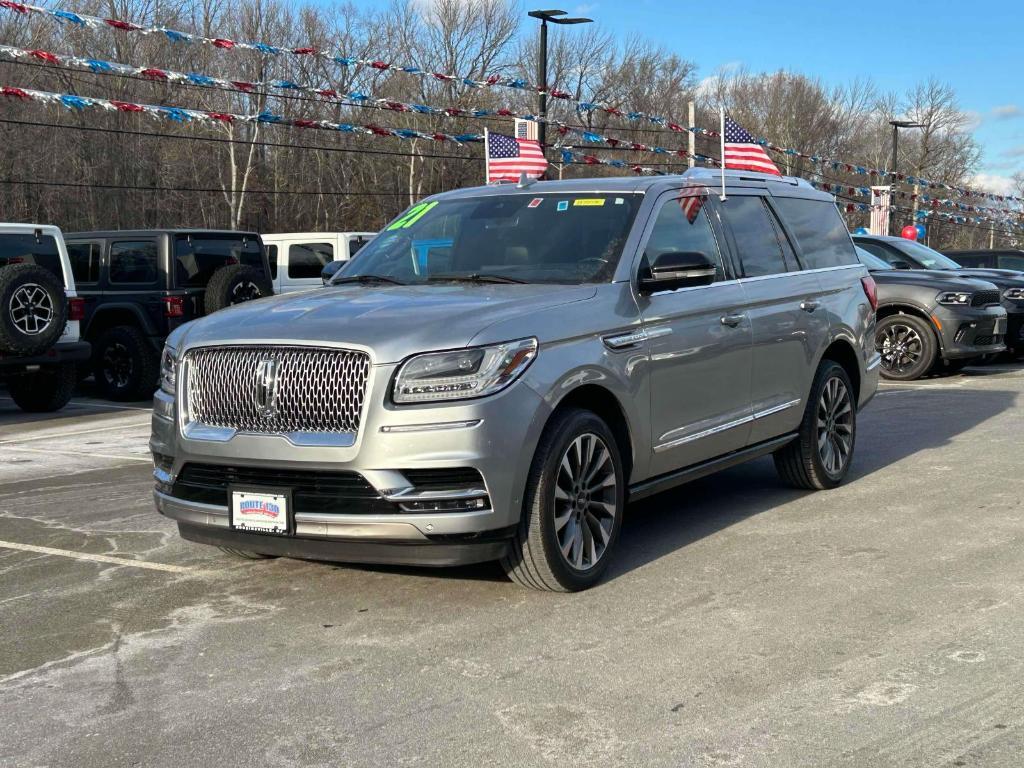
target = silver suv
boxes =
[151,170,880,591]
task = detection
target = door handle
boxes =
[800,300,821,312]
[720,313,745,328]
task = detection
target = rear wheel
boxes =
[501,408,625,592]
[7,362,76,412]
[774,360,856,491]
[875,313,936,381]
[92,325,159,401]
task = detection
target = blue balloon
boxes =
[853,227,869,235]
[915,224,926,240]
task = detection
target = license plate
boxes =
[994,317,1008,335]
[231,490,288,534]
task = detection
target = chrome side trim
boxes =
[380,419,482,434]
[866,353,882,372]
[736,264,863,284]
[603,325,672,351]
[653,400,802,453]
[293,518,429,540]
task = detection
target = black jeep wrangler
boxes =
[65,230,273,401]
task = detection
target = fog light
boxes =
[399,497,489,513]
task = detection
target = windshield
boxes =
[892,240,963,270]
[334,193,642,285]
[855,247,891,271]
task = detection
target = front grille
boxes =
[185,345,369,434]
[973,335,1001,347]
[972,291,1001,307]
[172,463,394,515]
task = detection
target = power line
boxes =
[0,178,415,196]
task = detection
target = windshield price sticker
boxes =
[557,201,569,212]
[527,198,543,208]
[573,198,606,207]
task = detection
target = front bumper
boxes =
[150,368,551,563]
[934,305,1008,359]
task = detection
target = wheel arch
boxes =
[875,302,944,354]
[84,304,155,340]
[819,337,864,404]
[548,384,635,483]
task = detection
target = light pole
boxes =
[527,9,592,152]
[889,119,926,233]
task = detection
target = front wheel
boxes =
[501,408,625,592]
[875,313,936,381]
[774,360,857,490]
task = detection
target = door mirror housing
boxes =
[321,260,345,285]
[639,251,717,293]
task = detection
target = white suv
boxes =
[0,223,90,412]
[262,231,375,294]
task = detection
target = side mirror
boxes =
[321,260,345,285]
[890,260,912,270]
[639,251,717,293]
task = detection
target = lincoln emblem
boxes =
[255,358,279,418]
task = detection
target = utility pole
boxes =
[528,10,592,153]
[889,119,926,234]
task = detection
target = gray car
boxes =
[151,169,880,591]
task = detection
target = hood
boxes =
[952,268,1024,288]
[178,283,597,363]
[870,269,998,292]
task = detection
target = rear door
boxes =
[105,238,162,334]
[719,194,830,444]
[283,241,335,293]
[66,239,104,336]
[636,191,754,475]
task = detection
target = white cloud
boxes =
[971,173,1018,196]
[992,104,1022,120]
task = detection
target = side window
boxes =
[772,198,858,269]
[722,196,793,277]
[641,195,725,281]
[266,244,278,279]
[288,243,334,279]
[348,236,371,258]
[109,241,158,284]
[67,242,101,284]
[999,254,1024,271]
[857,241,901,265]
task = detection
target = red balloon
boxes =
[901,225,919,240]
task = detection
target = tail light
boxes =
[162,296,185,318]
[68,297,85,321]
[860,276,878,311]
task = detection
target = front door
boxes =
[636,192,754,476]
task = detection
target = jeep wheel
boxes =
[204,264,272,315]
[93,325,159,401]
[0,263,67,356]
[875,313,936,381]
[7,362,76,412]
[501,408,625,592]
[774,360,856,491]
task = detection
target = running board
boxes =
[628,433,798,502]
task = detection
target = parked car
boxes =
[855,247,1006,379]
[152,170,879,591]
[853,235,1024,357]
[262,231,375,294]
[944,248,1024,272]
[65,229,273,401]
[0,223,90,412]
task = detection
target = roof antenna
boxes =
[516,171,536,189]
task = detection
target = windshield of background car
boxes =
[0,234,63,281]
[174,234,265,288]
[855,247,892,271]
[335,193,643,284]
[892,240,963,270]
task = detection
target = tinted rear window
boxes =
[773,198,858,269]
[174,235,265,288]
[67,242,101,283]
[0,234,63,280]
[721,196,793,277]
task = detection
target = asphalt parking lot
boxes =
[2,369,1024,768]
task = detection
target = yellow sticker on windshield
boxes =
[573,198,606,207]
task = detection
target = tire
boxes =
[7,362,76,412]
[875,313,937,381]
[218,547,277,560]
[774,360,857,491]
[0,263,67,356]
[92,325,159,401]
[501,408,625,592]
[203,265,272,315]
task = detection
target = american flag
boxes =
[486,131,548,183]
[722,116,781,176]
[680,194,704,224]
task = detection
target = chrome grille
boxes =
[185,346,369,434]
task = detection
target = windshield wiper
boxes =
[426,273,527,284]
[332,274,406,286]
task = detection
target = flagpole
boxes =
[484,127,490,184]
[719,107,727,201]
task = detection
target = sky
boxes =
[346,0,1024,194]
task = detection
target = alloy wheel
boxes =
[9,283,54,335]
[230,281,263,304]
[816,376,853,476]
[553,432,617,571]
[878,323,923,376]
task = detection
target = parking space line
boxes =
[0,540,202,573]
[0,421,151,444]
[5,445,151,463]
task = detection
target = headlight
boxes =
[936,291,972,306]
[1003,288,1024,301]
[159,345,177,395]
[393,338,538,404]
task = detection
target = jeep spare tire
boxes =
[0,263,67,356]
[204,264,272,315]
